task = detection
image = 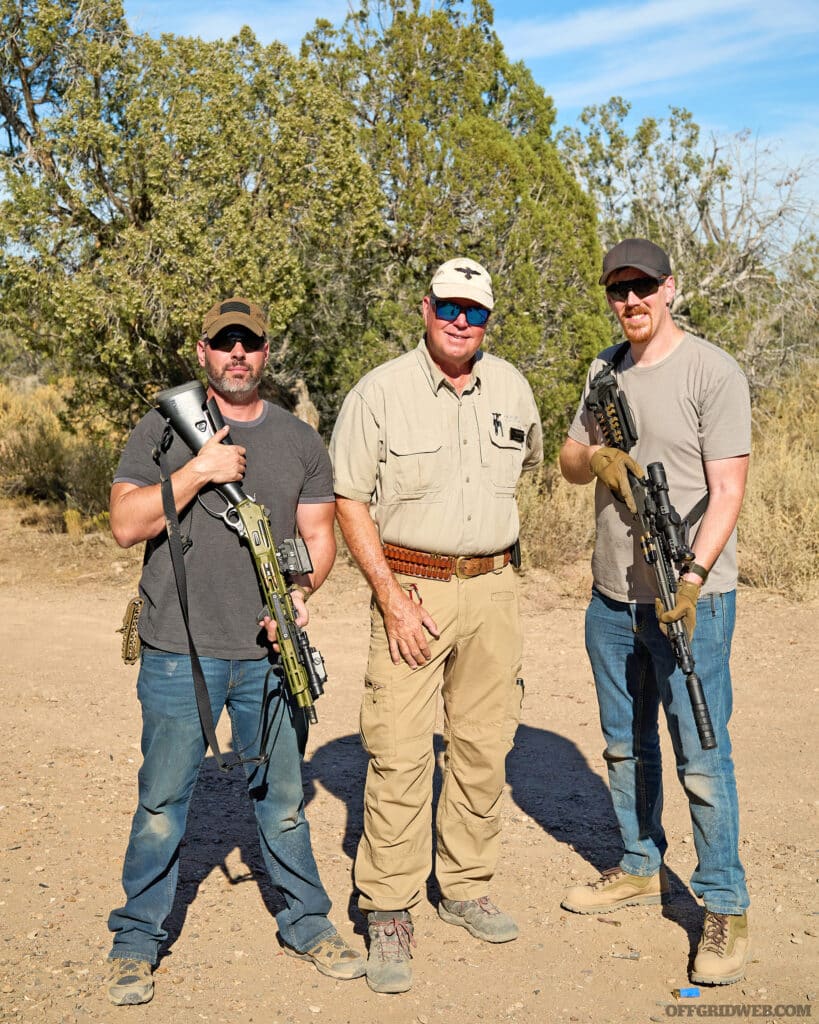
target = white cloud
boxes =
[547,29,775,108]
[496,0,816,61]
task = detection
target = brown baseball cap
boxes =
[202,297,267,339]
[430,257,494,310]
[599,238,672,285]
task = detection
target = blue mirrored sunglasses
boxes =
[434,299,490,327]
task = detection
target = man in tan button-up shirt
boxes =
[330,257,542,994]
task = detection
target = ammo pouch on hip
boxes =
[118,596,144,665]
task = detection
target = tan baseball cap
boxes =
[430,257,494,310]
[202,297,268,339]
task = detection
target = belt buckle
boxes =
[454,556,470,579]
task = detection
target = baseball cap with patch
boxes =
[430,257,494,310]
[202,297,268,339]
[599,238,672,285]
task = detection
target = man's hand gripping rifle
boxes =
[156,381,327,724]
[585,363,716,750]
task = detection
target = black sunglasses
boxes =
[605,276,666,302]
[207,329,266,352]
[434,299,491,327]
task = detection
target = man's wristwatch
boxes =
[685,562,710,585]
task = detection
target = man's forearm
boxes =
[683,455,749,580]
[335,496,403,608]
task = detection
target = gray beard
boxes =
[204,363,262,400]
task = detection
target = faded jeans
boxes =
[108,650,334,963]
[585,588,749,914]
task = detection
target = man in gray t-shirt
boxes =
[559,239,751,987]
[104,297,364,1006]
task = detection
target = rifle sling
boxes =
[155,428,235,772]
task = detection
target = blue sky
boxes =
[122,0,819,200]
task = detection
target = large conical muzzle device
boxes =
[154,380,246,507]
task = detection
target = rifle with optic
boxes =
[585,360,716,751]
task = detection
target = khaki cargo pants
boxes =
[354,563,524,912]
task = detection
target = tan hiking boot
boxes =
[438,896,518,943]
[283,932,366,980]
[106,958,154,1006]
[691,911,749,985]
[366,911,415,994]
[561,866,668,914]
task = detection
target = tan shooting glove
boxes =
[589,447,644,514]
[655,579,701,642]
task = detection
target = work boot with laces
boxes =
[365,910,415,994]
[282,931,366,980]
[438,896,518,942]
[561,866,668,914]
[691,911,749,985]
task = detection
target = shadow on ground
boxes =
[156,721,700,959]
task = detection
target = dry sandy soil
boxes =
[0,500,816,1024]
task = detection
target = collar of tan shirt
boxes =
[415,337,484,395]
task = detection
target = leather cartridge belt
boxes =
[383,543,511,582]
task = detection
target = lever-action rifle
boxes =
[586,354,716,751]
[155,381,327,725]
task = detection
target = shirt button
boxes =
[467,515,472,521]
[463,438,468,445]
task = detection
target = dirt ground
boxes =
[0,499,816,1024]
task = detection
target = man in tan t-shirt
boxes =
[559,238,751,987]
[330,257,542,994]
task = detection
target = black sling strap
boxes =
[154,426,235,771]
[153,425,276,773]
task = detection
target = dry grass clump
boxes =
[739,365,819,600]
[0,382,117,520]
[518,464,595,570]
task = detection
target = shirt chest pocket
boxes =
[385,435,446,500]
[484,418,525,494]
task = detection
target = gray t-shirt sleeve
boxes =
[297,431,335,504]
[113,410,167,487]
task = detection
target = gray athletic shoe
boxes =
[366,910,415,994]
[438,896,519,943]
[106,958,154,1006]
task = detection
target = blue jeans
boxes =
[585,588,749,914]
[108,650,334,963]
